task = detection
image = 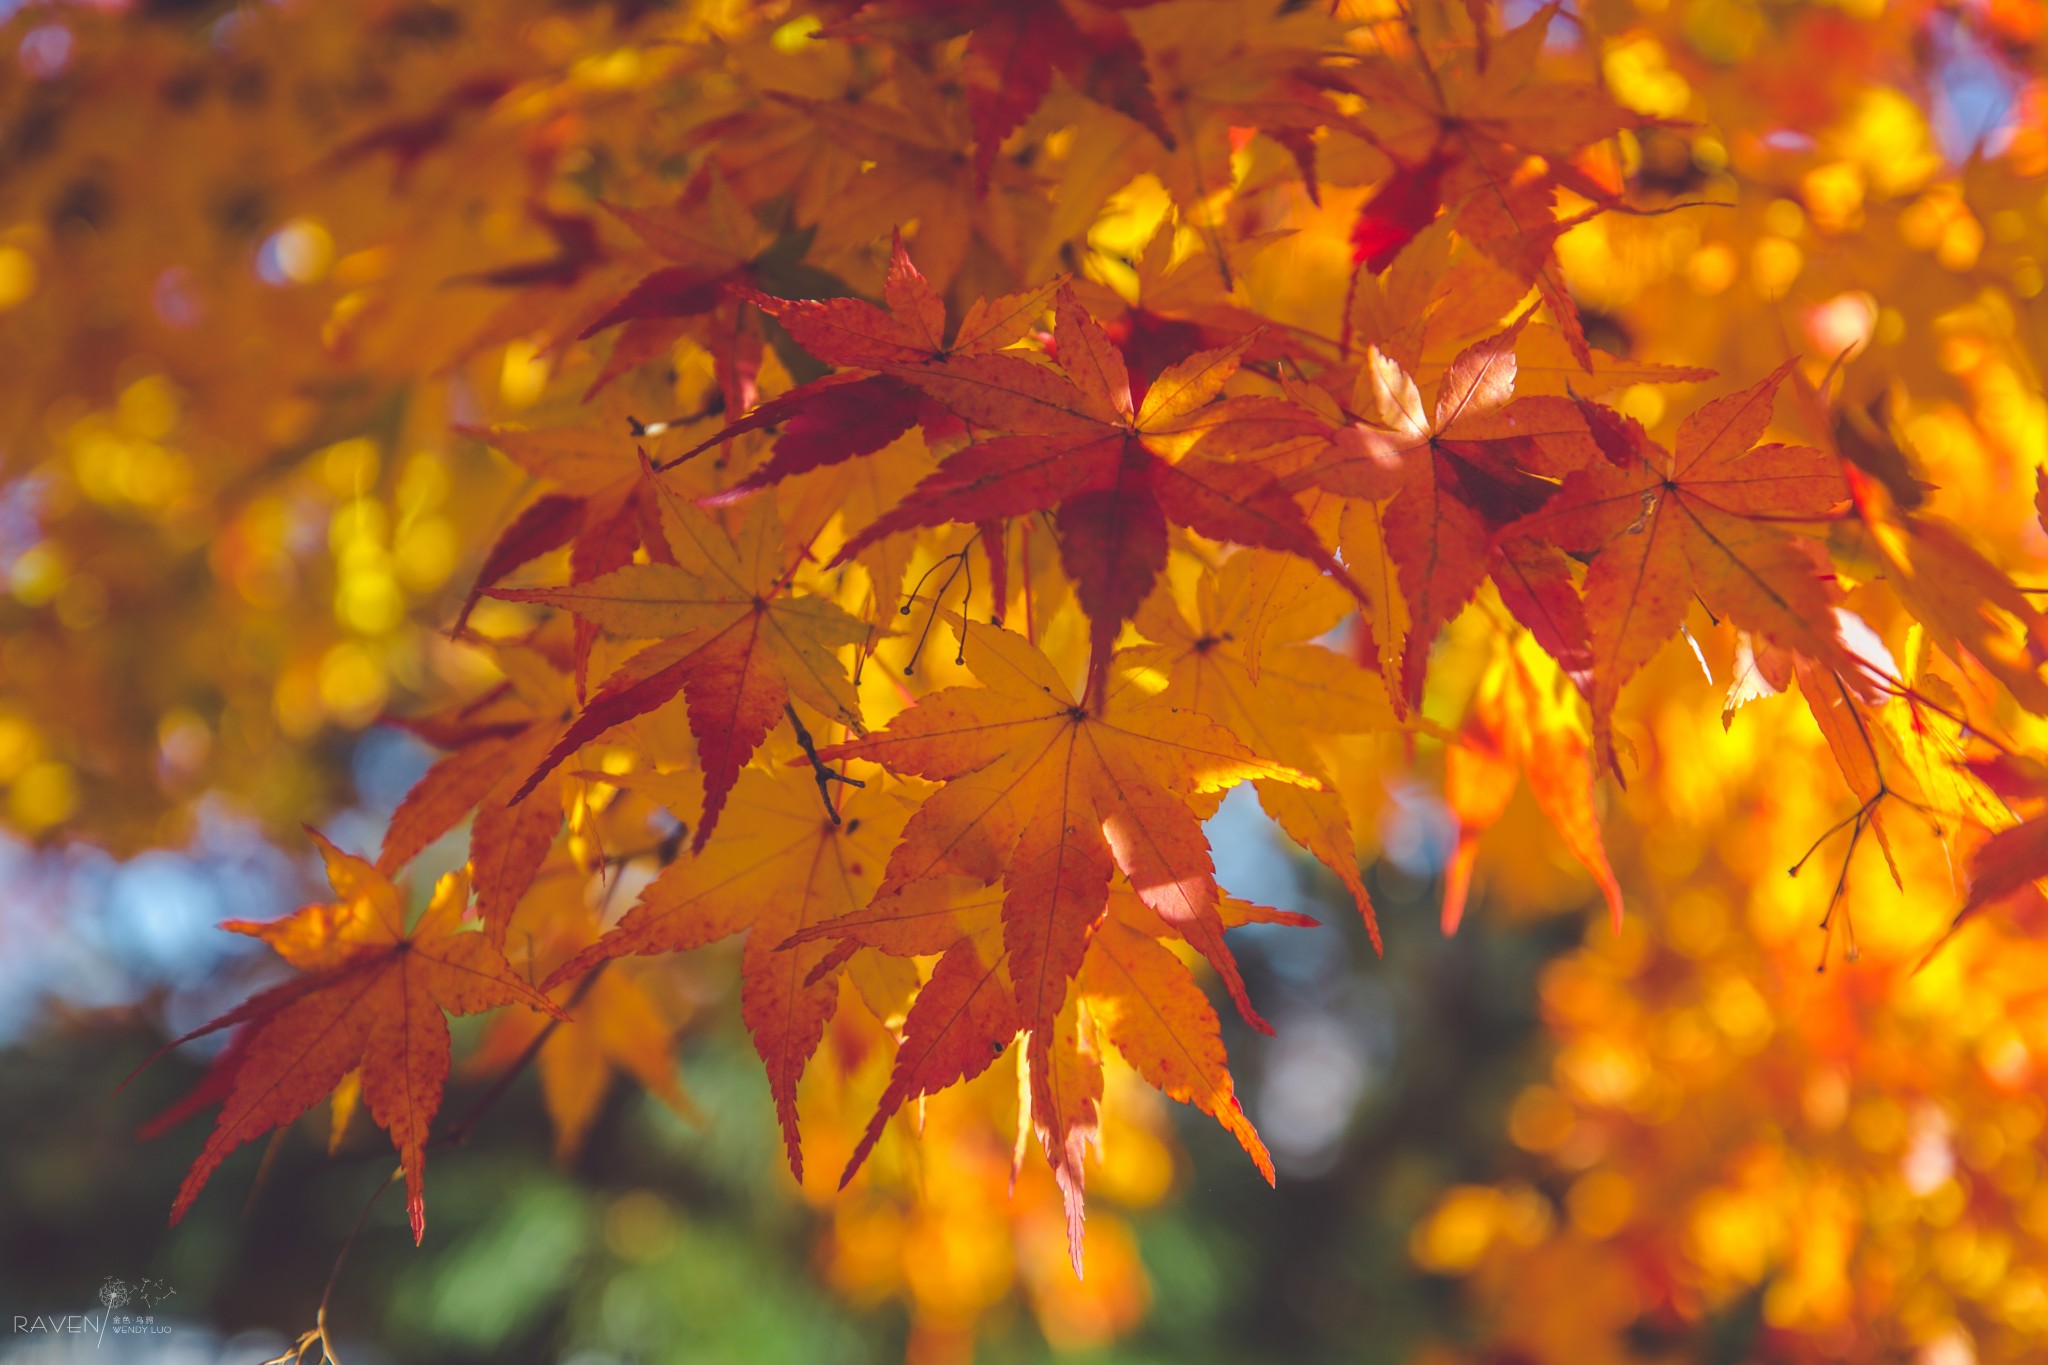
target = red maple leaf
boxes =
[668,231,1062,497]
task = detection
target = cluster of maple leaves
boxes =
[150,202,2008,1255]
[3,0,2034,1347]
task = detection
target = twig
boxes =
[786,703,864,823]
[437,963,610,1151]
[260,1166,398,1365]
[898,532,978,676]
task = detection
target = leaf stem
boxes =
[786,703,865,824]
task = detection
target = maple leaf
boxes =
[793,872,1298,1269]
[141,834,564,1243]
[789,62,1050,289]
[1336,3,1643,335]
[1341,216,1512,377]
[454,413,674,672]
[543,766,908,1178]
[1955,814,2048,935]
[683,51,864,225]
[670,232,1062,497]
[1069,218,1317,393]
[1351,147,1457,272]
[1287,318,1600,705]
[815,620,1309,1052]
[454,382,793,685]
[574,169,776,403]
[493,465,868,851]
[1508,363,1861,768]
[836,287,1362,699]
[1075,889,1276,1180]
[1843,464,2048,714]
[1778,368,2048,715]
[1125,552,1396,948]
[836,901,1024,1176]
[1048,2,1345,283]
[823,0,1173,190]
[1441,633,1623,935]
[766,871,1028,1198]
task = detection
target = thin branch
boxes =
[259,1166,398,1365]
[437,963,609,1151]
[786,703,865,824]
[897,532,979,676]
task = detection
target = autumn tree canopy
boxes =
[3,0,2048,1359]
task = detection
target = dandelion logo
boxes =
[9,1276,170,1347]
[94,1279,129,1348]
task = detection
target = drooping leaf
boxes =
[544,766,907,1178]
[1442,633,1623,934]
[817,620,1310,1040]
[142,835,564,1243]
[1125,553,1396,948]
[1078,892,1273,1181]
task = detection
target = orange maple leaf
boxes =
[1126,552,1397,948]
[1335,2,1643,360]
[1077,890,1277,1183]
[1441,634,1623,935]
[454,413,673,683]
[816,621,1309,1043]
[794,874,1298,1271]
[494,465,868,851]
[141,833,565,1243]
[543,765,909,1179]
